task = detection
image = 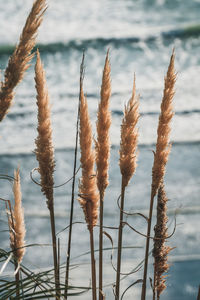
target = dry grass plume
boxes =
[152,50,176,198]
[10,168,26,264]
[0,0,47,121]
[119,75,140,187]
[96,50,111,194]
[34,50,55,210]
[78,85,99,228]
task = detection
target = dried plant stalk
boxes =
[116,76,139,299]
[141,51,176,300]
[78,83,99,300]
[95,50,111,300]
[153,183,172,300]
[0,0,47,121]
[34,50,60,299]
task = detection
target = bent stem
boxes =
[115,181,126,300]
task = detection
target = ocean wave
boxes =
[0,140,199,157]
[0,23,200,56]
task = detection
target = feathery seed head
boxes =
[0,0,47,121]
[119,76,140,187]
[152,51,176,198]
[34,50,55,210]
[79,85,99,228]
[96,50,111,193]
[10,168,26,264]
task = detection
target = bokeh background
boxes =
[0,1,200,299]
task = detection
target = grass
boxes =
[0,1,198,300]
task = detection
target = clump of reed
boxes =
[0,2,182,299]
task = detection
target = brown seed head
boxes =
[0,0,47,121]
[119,75,140,187]
[152,50,176,197]
[78,85,99,228]
[34,50,55,209]
[10,168,26,264]
[96,50,111,194]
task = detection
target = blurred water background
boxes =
[0,0,200,299]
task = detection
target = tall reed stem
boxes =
[141,191,154,300]
[49,203,60,299]
[89,224,97,300]
[64,53,84,299]
[15,263,20,297]
[99,191,104,300]
[115,182,125,300]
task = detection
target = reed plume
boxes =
[96,50,111,193]
[8,168,26,297]
[0,0,47,121]
[153,182,172,300]
[78,81,99,300]
[119,75,139,187]
[141,50,176,300]
[34,50,55,210]
[34,50,60,299]
[116,76,139,299]
[9,168,26,266]
[95,50,111,300]
[78,87,99,229]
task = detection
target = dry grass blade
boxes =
[0,0,47,121]
[153,183,172,300]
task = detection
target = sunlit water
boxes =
[0,1,200,299]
